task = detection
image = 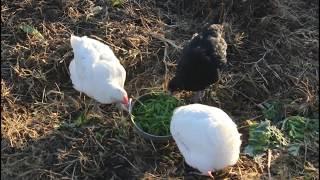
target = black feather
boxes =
[168,24,227,92]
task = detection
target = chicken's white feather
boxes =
[69,35,127,104]
[170,104,241,175]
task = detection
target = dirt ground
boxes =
[1,0,319,179]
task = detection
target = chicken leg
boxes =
[191,90,205,103]
[188,170,214,179]
[208,171,214,179]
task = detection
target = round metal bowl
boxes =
[129,92,175,142]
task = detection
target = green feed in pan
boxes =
[131,93,183,136]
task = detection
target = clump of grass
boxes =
[110,0,124,7]
[261,100,284,122]
[244,115,319,157]
[244,120,288,157]
[19,24,44,40]
[282,116,319,156]
[131,93,183,136]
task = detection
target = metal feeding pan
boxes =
[129,92,177,142]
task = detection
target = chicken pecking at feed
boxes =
[69,35,129,110]
[168,24,227,102]
[170,104,241,178]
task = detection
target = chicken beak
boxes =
[128,98,132,114]
[208,171,214,179]
[119,98,132,113]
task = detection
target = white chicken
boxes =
[69,35,129,109]
[170,104,241,178]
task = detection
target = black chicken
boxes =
[168,24,227,102]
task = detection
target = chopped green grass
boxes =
[131,93,183,136]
